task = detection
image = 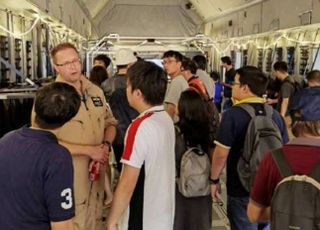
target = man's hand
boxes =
[211,183,222,202]
[89,144,109,164]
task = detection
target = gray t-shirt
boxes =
[277,77,295,113]
[101,73,127,101]
[165,75,188,106]
[196,69,215,99]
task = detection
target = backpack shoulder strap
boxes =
[263,103,274,118]
[237,103,256,118]
[309,163,320,182]
[271,148,292,178]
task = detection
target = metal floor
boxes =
[212,170,230,229]
[109,151,231,230]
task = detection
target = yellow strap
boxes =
[233,97,266,105]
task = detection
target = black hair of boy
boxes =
[273,61,288,72]
[162,50,183,62]
[192,55,207,70]
[94,54,111,68]
[221,56,232,65]
[181,57,197,75]
[90,66,108,86]
[210,71,220,81]
[127,61,168,105]
[236,66,269,97]
[34,82,81,130]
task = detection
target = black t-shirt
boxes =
[223,68,236,98]
[215,103,289,197]
[0,127,75,229]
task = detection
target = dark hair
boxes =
[178,89,211,151]
[51,42,78,62]
[181,57,197,75]
[127,61,167,105]
[210,71,220,81]
[89,66,108,86]
[236,66,269,97]
[273,61,288,72]
[221,56,232,65]
[34,82,81,130]
[94,54,111,68]
[306,70,320,83]
[192,55,207,70]
[162,50,183,62]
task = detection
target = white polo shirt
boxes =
[120,105,175,230]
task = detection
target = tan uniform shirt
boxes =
[32,75,117,230]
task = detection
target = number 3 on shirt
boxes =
[61,188,73,209]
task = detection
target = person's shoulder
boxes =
[172,75,185,83]
[226,104,251,115]
[282,78,294,86]
[170,75,188,89]
[47,142,71,158]
[0,129,19,142]
[221,105,249,123]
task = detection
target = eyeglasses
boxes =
[162,59,178,65]
[55,58,81,68]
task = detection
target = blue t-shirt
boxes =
[214,82,223,104]
[0,127,75,230]
[215,103,289,197]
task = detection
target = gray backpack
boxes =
[177,147,211,198]
[237,103,283,192]
[271,148,320,230]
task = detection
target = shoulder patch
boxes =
[91,97,103,107]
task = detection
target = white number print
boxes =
[61,188,73,209]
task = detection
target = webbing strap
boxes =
[237,103,274,118]
[271,148,292,178]
[263,103,273,118]
[237,103,256,118]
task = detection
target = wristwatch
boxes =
[102,140,111,147]
[209,177,220,185]
[102,140,112,152]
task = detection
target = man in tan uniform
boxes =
[49,43,117,230]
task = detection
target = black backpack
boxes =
[271,148,320,230]
[237,103,283,192]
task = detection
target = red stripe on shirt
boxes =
[122,113,153,160]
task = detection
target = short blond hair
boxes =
[51,42,78,62]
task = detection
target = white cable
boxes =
[0,16,40,37]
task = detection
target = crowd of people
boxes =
[0,42,319,230]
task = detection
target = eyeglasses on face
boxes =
[55,58,81,68]
[162,59,178,65]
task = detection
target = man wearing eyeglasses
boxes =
[49,42,117,230]
[210,66,288,230]
[162,50,188,122]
